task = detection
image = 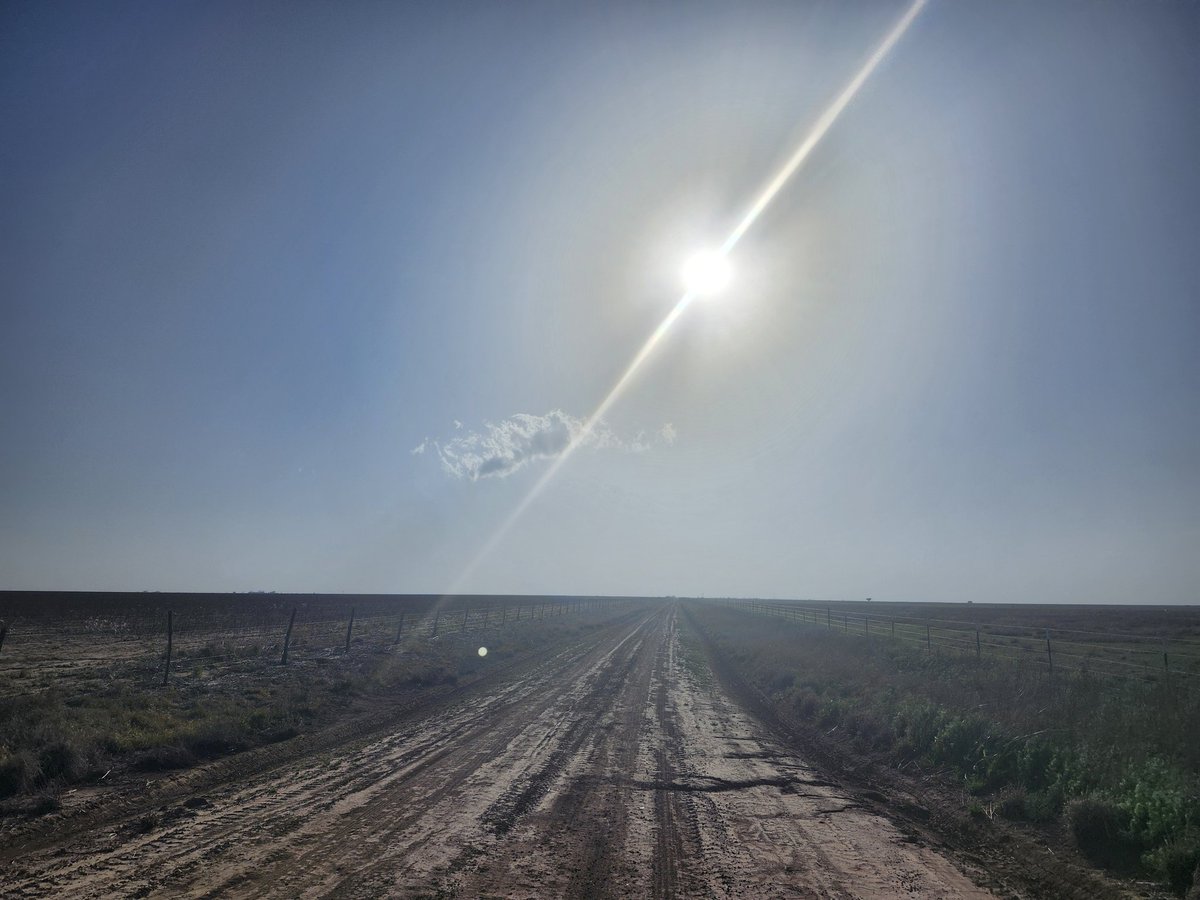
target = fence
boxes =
[712,599,1200,688]
[0,597,627,700]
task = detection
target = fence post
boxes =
[826,608,831,629]
[463,605,470,631]
[1045,629,1053,675]
[344,607,355,653]
[281,609,296,665]
[501,605,507,624]
[163,611,173,686]
[395,611,405,644]
[976,628,981,660]
[891,620,895,639]
[432,609,440,637]
[0,620,7,655]
[926,623,931,653]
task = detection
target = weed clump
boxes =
[1143,832,1200,897]
[995,786,1028,821]
[1067,797,1139,869]
[134,745,196,772]
[688,604,1200,896]
[0,750,39,798]
[38,739,85,782]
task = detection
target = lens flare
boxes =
[723,0,927,253]
[444,0,927,595]
[681,249,733,296]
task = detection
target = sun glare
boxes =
[681,249,732,297]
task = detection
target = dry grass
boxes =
[0,607,619,816]
[687,603,1200,896]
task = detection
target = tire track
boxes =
[5,604,1000,898]
[1,613,657,898]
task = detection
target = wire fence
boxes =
[0,597,626,700]
[711,599,1200,689]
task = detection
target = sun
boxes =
[681,249,732,297]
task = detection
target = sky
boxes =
[2,0,1198,604]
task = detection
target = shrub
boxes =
[1143,831,1200,897]
[134,744,196,772]
[788,688,820,720]
[817,698,844,727]
[684,605,1200,896]
[0,751,39,798]
[38,739,85,781]
[1016,740,1058,791]
[852,714,894,751]
[766,670,795,694]
[893,699,944,757]
[1024,785,1065,822]
[30,787,62,815]
[996,786,1028,821]
[184,724,250,760]
[1119,757,1194,848]
[931,716,990,769]
[1068,797,1140,870]
[978,744,1019,790]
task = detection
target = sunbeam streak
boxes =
[449,292,697,592]
[446,0,927,594]
[723,0,927,253]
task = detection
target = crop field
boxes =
[0,593,1197,898]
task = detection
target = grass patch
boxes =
[688,603,1200,896]
[0,606,630,817]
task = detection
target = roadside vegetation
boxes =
[686,603,1200,897]
[0,610,619,818]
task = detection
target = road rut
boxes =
[2,607,994,898]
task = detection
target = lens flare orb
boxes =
[478,646,488,657]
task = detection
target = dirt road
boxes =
[2,607,993,898]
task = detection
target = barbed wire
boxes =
[717,600,1199,690]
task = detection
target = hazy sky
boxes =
[3,1,1198,603]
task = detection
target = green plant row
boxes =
[690,605,1200,897]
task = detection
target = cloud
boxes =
[426,409,676,481]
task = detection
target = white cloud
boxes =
[427,409,676,481]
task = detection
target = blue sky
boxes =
[2,1,1197,603]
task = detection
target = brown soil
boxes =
[0,606,1070,897]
